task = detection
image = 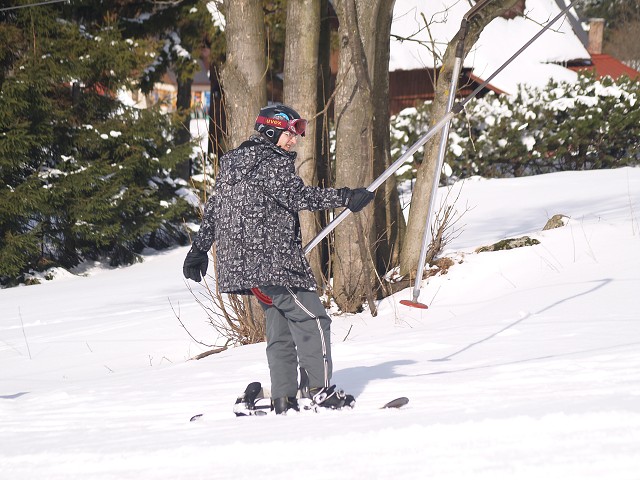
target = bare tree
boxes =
[370,1,406,280]
[219,1,267,149]
[217,0,268,327]
[282,0,325,285]
[607,20,640,70]
[332,0,396,313]
[400,0,523,277]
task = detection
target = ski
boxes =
[381,396,409,409]
[190,388,408,421]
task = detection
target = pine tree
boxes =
[0,2,197,285]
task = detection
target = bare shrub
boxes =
[385,185,467,293]
[188,251,266,350]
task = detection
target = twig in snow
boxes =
[627,171,638,236]
[169,297,216,348]
[19,308,32,360]
[191,347,227,360]
[580,216,597,262]
[428,285,442,308]
[342,324,353,342]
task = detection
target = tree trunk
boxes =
[218,0,268,322]
[400,0,523,277]
[283,0,324,288]
[207,64,226,159]
[176,77,193,179]
[370,0,404,279]
[333,0,395,313]
[219,1,267,149]
[315,0,333,280]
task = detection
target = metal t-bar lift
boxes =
[303,0,582,308]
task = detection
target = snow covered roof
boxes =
[390,0,591,94]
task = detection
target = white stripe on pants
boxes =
[258,285,332,399]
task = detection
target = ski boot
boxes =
[233,382,272,416]
[309,385,356,411]
[272,396,300,415]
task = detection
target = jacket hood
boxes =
[218,134,296,186]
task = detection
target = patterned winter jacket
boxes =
[193,134,346,294]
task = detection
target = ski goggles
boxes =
[256,115,307,137]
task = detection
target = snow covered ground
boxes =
[1,167,640,479]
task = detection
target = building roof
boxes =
[390,0,590,94]
[569,54,640,80]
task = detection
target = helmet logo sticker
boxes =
[263,118,284,127]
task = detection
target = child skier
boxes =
[183,104,373,414]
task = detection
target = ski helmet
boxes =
[255,104,307,144]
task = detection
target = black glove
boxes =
[183,245,209,282]
[342,187,374,213]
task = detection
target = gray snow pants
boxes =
[258,285,332,399]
